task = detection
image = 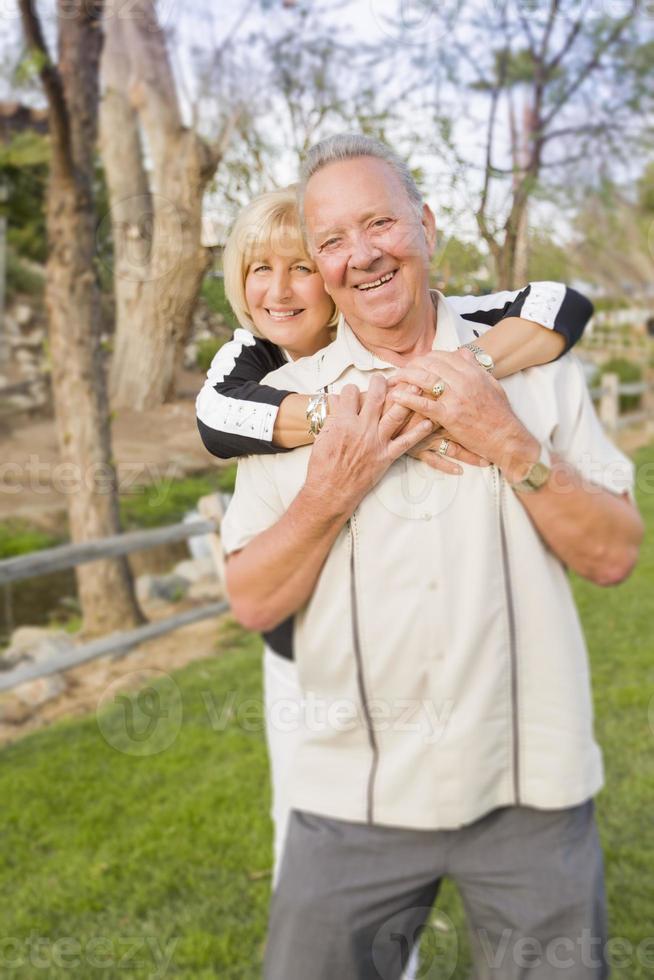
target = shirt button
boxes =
[427,581,438,591]
[422,513,432,521]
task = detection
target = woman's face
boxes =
[244,247,335,360]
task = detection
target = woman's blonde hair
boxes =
[223,185,339,338]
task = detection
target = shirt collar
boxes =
[316,290,464,388]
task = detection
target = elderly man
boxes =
[221,135,643,979]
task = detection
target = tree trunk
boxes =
[101,0,220,410]
[46,180,143,634]
[106,128,214,408]
[20,0,143,636]
[512,99,535,287]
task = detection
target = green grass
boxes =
[119,469,236,530]
[0,520,61,559]
[0,446,652,977]
[0,621,270,978]
[0,470,237,557]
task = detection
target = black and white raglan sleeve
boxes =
[447,282,593,353]
[196,328,293,460]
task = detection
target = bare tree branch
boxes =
[541,2,640,129]
[538,0,561,64]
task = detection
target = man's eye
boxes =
[320,238,340,251]
[371,218,391,229]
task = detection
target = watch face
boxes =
[529,462,550,488]
[477,352,494,369]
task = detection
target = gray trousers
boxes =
[264,800,608,980]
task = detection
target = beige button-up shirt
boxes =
[221,293,634,830]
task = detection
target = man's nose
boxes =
[349,231,382,270]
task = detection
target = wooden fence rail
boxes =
[589,373,653,434]
[0,518,217,586]
[0,373,651,695]
[0,601,229,693]
[0,506,228,694]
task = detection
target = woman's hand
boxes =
[306,376,433,511]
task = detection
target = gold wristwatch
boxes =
[460,342,495,374]
[509,445,552,494]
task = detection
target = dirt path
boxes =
[0,606,234,748]
[1,370,219,526]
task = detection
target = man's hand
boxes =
[388,348,538,478]
[306,375,433,511]
[381,378,489,475]
[407,424,491,474]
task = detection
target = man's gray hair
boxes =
[298,133,424,227]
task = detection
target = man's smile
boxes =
[353,269,398,291]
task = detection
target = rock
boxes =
[14,672,67,707]
[0,697,34,725]
[4,627,75,666]
[7,395,35,411]
[13,303,33,327]
[21,329,45,348]
[20,362,44,379]
[136,573,189,604]
[173,557,218,583]
[14,348,35,365]
[183,342,198,370]
[187,579,224,603]
[3,314,19,337]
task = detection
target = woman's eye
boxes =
[295,264,313,273]
[251,264,270,273]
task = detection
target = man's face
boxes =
[303,156,436,334]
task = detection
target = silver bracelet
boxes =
[306,392,329,438]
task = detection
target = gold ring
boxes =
[431,380,446,399]
[437,438,450,457]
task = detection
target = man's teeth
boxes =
[357,271,395,291]
[267,309,303,319]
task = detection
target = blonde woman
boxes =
[195,186,592,889]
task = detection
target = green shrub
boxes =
[592,296,631,314]
[201,274,238,330]
[6,249,45,299]
[120,468,236,529]
[196,336,226,373]
[601,358,644,413]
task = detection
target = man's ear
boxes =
[421,203,437,256]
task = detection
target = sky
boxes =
[2,0,645,252]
